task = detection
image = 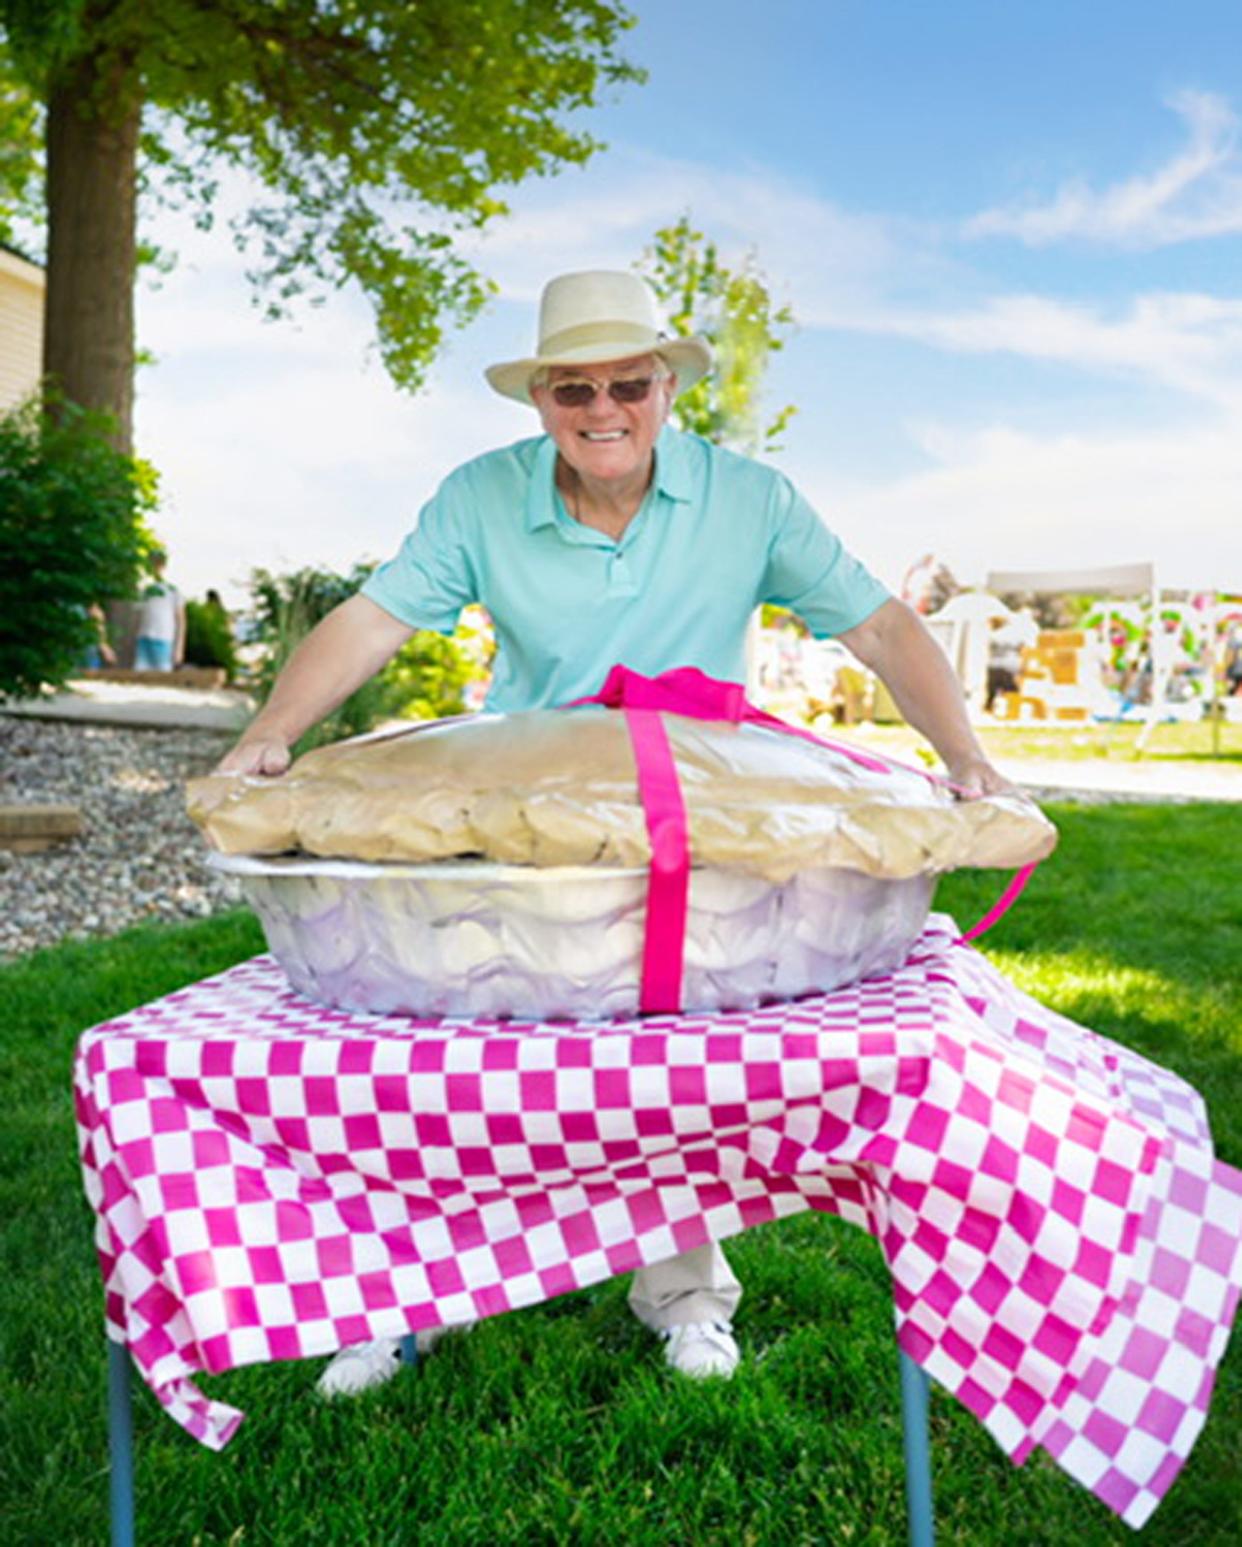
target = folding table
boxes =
[76,919,1242,1544]
[104,1336,934,1547]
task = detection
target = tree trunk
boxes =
[43,48,140,453]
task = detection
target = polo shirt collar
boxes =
[525,426,693,533]
[652,425,693,504]
[525,436,561,532]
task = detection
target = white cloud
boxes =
[481,152,1242,409]
[805,413,1242,595]
[814,290,1242,406]
[133,148,924,604]
[458,147,916,325]
[135,316,532,606]
[131,137,1242,616]
[965,90,1242,247]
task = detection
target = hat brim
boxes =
[485,336,713,405]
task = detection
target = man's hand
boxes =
[215,737,292,778]
[839,602,1017,802]
[211,596,414,780]
[944,754,1014,799]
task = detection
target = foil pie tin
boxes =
[210,854,936,1021]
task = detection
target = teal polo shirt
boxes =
[362,427,890,712]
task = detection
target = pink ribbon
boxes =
[569,664,900,777]
[623,709,690,1014]
[564,665,1038,1014]
[954,862,1038,944]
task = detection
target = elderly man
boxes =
[219,269,1008,1394]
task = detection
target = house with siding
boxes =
[0,244,44,412]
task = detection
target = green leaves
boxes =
[246,561,485,749]
[0,48,41,247]
[0,396,157,699]
[637,215,797,457]
[158,0,641,390]
[3,1,642,416]
[183,596,238,677]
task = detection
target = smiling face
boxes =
[531,354,677,494]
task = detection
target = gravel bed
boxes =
[0,716,245,961]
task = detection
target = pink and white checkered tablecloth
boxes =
[73,916,1242,1529]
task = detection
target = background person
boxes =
[985,609,1036,713]
[218,269,1010,1394]
[1225,623,1242,697]
[899,552,959,617]
[134,551,186,672]
[79,601,117,670]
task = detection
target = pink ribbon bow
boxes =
[565,665,1036,1014]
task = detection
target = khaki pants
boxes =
[627,1242,741,1331]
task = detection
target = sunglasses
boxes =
[547,374,662,408]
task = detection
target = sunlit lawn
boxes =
[834,715,1242,768]
[1,804,1239,1545]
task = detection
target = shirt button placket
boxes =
[606,546,637,598]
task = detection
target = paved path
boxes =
[2,678,254,733]
[5,683,1240,802]
[1002,755,1242,804]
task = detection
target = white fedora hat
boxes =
[485,270,713,404]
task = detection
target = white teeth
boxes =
[582,431,626,441]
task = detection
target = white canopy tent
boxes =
[985,562,1155,601]
[984,561,1221,748]
[923,590,1016,713]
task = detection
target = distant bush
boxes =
[249,563,373,643]
[383,623,486,724]
[0,398,157,700]
[184,597,239,678]
[246,562,485,753]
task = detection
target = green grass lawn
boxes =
[839,717,1242,768]
[2,804,1240,1545]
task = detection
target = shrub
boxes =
[246,562,485,753]
[0,397,157,699]
[384,627,483,724]
[249,563,372,642]
[184,597,239,678]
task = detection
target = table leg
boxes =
[898,1349,935,1547]
[108,1341,136,1547]
[400,1333,419,1367]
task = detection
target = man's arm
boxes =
[217,595,415,776]
[837,598,1011,796]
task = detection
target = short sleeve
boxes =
[360,479,478,632]
[760,477,890,637]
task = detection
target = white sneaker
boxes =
[661,1322,740,1380]
[316,1336,402,1398]
[315,1323,473,1399]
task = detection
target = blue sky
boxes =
[135,0,1242,604]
